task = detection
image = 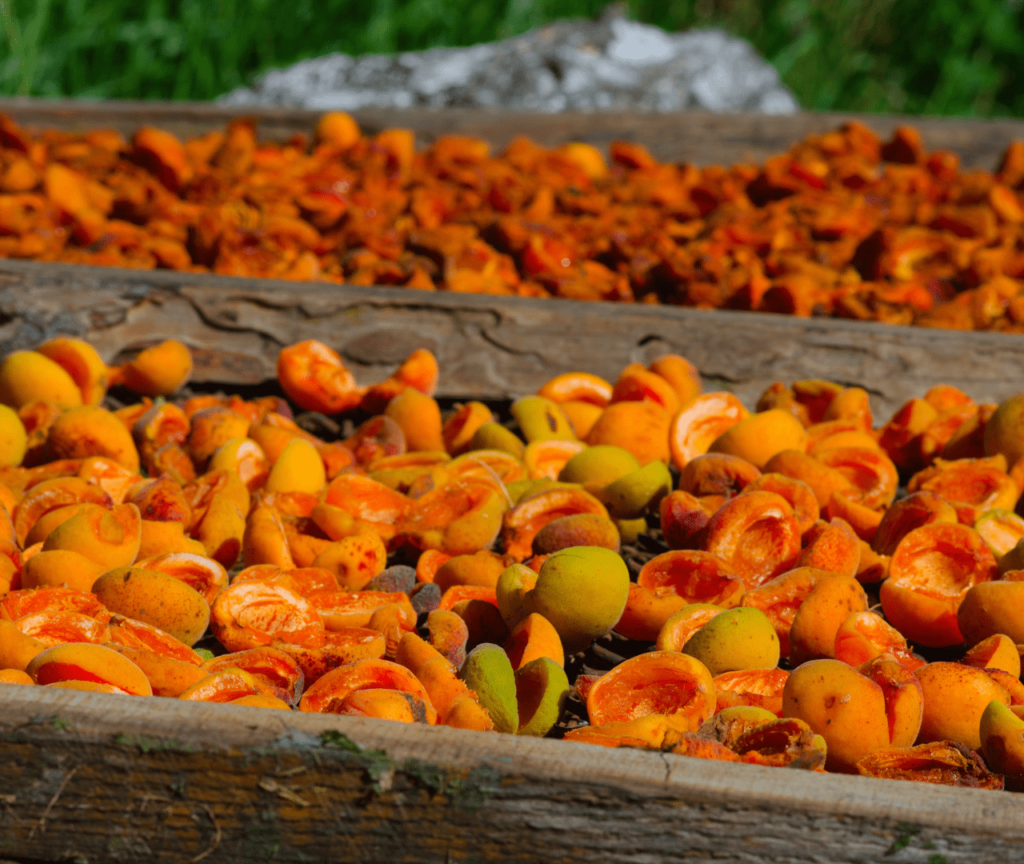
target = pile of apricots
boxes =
[6,110,1024,331]
[9,336,1024,791]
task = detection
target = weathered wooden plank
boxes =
[0,684,1019,864]
[2,96,1024,169]
[2,258,1024,418]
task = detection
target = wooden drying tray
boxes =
[2,683,1022,863]
[3,257,1024,418]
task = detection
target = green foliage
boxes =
[1,0,1023,117]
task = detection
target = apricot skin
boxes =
[783,659,890,773]
[93,567,211,646]
[958,580,1024,645]
[46,406,140,472]
[915,662,1010,750]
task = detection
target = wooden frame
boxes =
[3,684,1023,863]
[4,98,1024,861]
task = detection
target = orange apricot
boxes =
[118,340,193,396]
[311,590,415,632]
[881,522,998,647]
[915,661,1010,750]
[312,531,388,591]
[740,567,830,657]
[0,351,83,409]
[610,364,680,415]
[857,655,924,748]
[399,479,503,555]
[27,642,151,696]
[42,502,141,571]
[211,580,324,652]
[14,476,113,546]
[209,438,270,491]
[434,551,509,593]
[14,610,110,646]
[204,647,305,705]
[0,669,33,684]
[559,401,604,439]
[532,513,620,555]
[21,549,105,592]
[277,340,362,414]
[712,668,789,716]
[587,401,671,466]
[587,650,716,731]
[385,388,445,453]
[442,402,495,456]
[0,619,47,671]
[93,567,210,646]
[763,449,854,509]
[655,603,724,652]
[659,490,712,550]
[135,551,229,605]
[501,486,607,562]
[741,473,819,535]
[46,406,140,472]
[788,574,869,665]
[109,644,206,697]
[536,371,613,408]
[638,550,743,609]
[958,578,1024,645]
[701,491,802,589]
[504,612,564,669]
[833,611,923,671]
[872,491,959,556]
[795,517,861,577]
[179,668,263,703]
[668,392,750,470]
[783,659,889,773]
[709,409,808,470]
[909,457,1019,525]
[648,354,702,406]
[963,633,1022,677]
[36,337,109,406]
[299,657,432,714]
[678,453,761,498]
[278,628,386,684]
[524,439,586,481]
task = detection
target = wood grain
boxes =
[3,258,1024,418]
[0,683,1020,864]
[2,96,1024,169]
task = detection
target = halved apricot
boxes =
[299,657,432,714]
[277,340,362,414]
[27,642,151,696]
[211,580,324,651]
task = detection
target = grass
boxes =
[1,0,1023,116]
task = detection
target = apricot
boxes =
[459,642,518,733]
[980,700,1024,787]
[511,395,577,443]
[434,550,508,593]
[0,351,82,409]
[610,363,680,415]
[763,449,853,509]
[315,111,360,148]
[742,473,819,535]
[136,551,229,605]
[872,491,959,556]
[46,406,139,472]
[600,460,672,520]
[93,567,210,646]
[503,612,563,669]
[639,550,743,609]
[587,401,671,466]
[470,423,526,459]
[963,633,1021,677]
[557,445,638,490]
[536,371,613,408]
[111,644,206,697]
[27,642,151,696]
[426,608,469,668]
[42,502,141,571]
[0,669,33,684]
[669,393,750,470]
[312,590,415,632]
[212,579,323,652]
[442,402,494,456]
[36,337,109,405]
[0,619,47,671]
[0,405,27,467]
[655,604,724,652]
[447,449,524,486]
[532,513,620,555]
[118,340,193,396]
[910,458,1018,525]
[788,574,868,665]
[975,510,1024,564]
[783,659,890,773]
[587,651,716,731]
[502,486,607,561]
[682,607,779,677]
[15,609,110,646]
[648,354,701,406]
[709,409,808,470]
[21,550,105,592]
[712,668,789,716]
[833,611,922,671]
[856,655,924,748]
[795,517,861,577]
[385,388,445,453]
[515,656,570,736]
[400,479,503,555]
[208,438,270,491]
[915,662,1010,750]
[523,439,585,481]
[702,491,802,589]
[560,401,603,439]
[984,395,1024,465]
[277,340,362,414]
[958,579,1024,645]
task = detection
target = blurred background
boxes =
[1,0,1022,116]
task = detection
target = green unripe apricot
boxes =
[600,460,672,519]
[682,607,780,677]
[459,643,518,734]
[471,423,526,459]
[558,445,640,487]
[510,396,577,443]
[526,546,629,654]
[515,656,570,736]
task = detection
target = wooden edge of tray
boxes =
[2,257,1024,418]
[2,95,1024,169]
[1,683,1022,864]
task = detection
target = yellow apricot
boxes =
[119,340,193,396]
[709,410,809,470]
[0,404,26,467]
[315,111,361,148]
[42,502,141,571]
[312,531,388,590]
[0,351,82,409]
[22,549,106,592]
[209,437,270,490]
[28,643,152,696]
[385,389,445,452]
[36,337,109,405]
[138,520,208,559]
[0,619,47,671]
[682,607,780,677]
[242,506,296,569]
[194,496,246,567]
[264,437,326,494]
[46,405,140,472]
[557,142,607,179]
[93,567,211,646]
